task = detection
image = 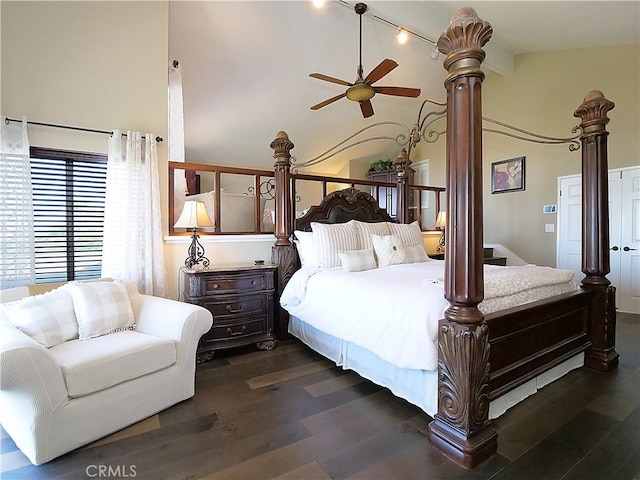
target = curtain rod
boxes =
[4,117,164,143]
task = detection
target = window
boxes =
[30,147,107,283]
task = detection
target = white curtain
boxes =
[102,131,166,296]
[169,60,187,220]
[0,116,35,288]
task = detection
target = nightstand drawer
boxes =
[202,272,271,294]
[203,294,268,321]
[208,317,267,341]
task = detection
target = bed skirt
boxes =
[289,316,584,419]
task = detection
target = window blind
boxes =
[30,147,107,283]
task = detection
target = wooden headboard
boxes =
[295,187,395,232]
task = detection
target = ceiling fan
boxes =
[309,2,421,119]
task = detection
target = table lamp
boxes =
[174,200,215,268]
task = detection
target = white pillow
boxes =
[388,221,424,248]
[311,221,359,268]
[353,220,392,250]
[67,281,135,340]
[294,230,318,267]
[1,285,78,348]
[403,245,429,264]
[372,234,406,267]
[339,248,377,272]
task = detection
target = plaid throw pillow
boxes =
[1,286,78,348]
[67,281,135,340]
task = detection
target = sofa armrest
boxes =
[0,322,68,404]
[125,285,212,363]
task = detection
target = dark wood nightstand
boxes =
[182,264,277,363]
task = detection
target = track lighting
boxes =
[396,28,408,45]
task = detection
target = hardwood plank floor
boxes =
[1,313,638,480]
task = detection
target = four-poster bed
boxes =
[266,7,617,469]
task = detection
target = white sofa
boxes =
[0,280,213,465]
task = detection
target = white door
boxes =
[557,175,583,282]
[616,168,640,313]
[557,167,640,314]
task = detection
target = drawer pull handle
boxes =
[251,280,257,285]
[227,325,247,336]
[226,303,245,313]
[212,283,219,289]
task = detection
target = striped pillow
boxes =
[389,221,424,247]
[403,245,429,263]
[311,221,359,268]
[339,248,377,272]
[2,286,78,348]
[353,220,392,250]
[67,281,135,340]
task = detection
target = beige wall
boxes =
[418,43,639,267]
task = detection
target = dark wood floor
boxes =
[2,313,639,480]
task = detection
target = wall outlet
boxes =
[545,224,555,233]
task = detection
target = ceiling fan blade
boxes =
[374,86,421,98]
[364,59,398,84]
[311,92,347,110]
[309,73,352,86]
[360,99,374,118]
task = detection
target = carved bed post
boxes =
[427,8,496,469]
[394,148,411,223]
[573,91,619,372]
[270,131,297,339]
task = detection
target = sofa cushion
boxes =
[0,286,78,348]
[66,281,135,340]
[48,331,176,398]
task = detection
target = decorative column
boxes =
[427,8,497,469]
[270,131,297,339]
[573,91,619,372]
[393,148,411,223]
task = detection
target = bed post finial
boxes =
[428,8,497,469]
[574,91,619,373]
[270,131,297,340]
[394,148,412,223]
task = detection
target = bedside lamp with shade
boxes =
[435,210,446,253]
[174,200,215,268]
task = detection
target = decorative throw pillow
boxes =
[1,286,78,348]
[403,245,429,264]
[372,234,406,267]
[66,281,135,340]
[339,248,377,272]
[388,221,424,248]
[353,220,392,250]
[311,221,359,268]
[294,230,318,267]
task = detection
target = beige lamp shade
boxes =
[174,201,214,229]
[435,210,447,229]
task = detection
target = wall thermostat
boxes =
[543,205,557,214]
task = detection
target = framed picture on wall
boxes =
[491,156,525,194]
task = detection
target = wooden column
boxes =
[427,8,496,469]
[394,148,411,223]
[270,131,297,339]
[573,91,619,372]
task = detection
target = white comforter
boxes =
[280,261,576,371]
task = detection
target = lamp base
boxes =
[436,230,446,253]
[185,229,210,268]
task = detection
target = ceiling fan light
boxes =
[346,84,375,102]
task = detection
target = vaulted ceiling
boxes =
[169,1,639,173]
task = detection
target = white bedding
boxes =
[280,261,576,371]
